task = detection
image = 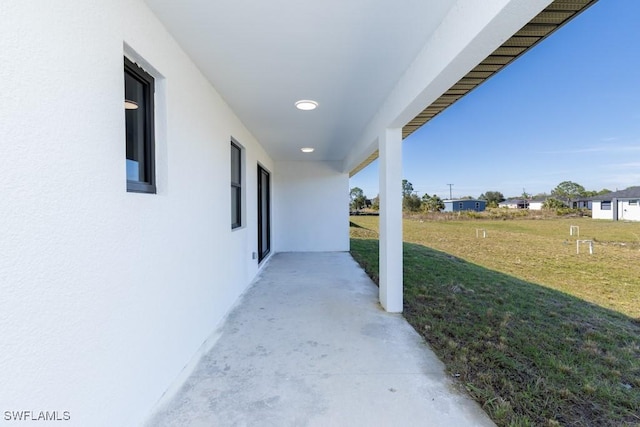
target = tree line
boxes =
[350,180,611,212]
[350,180,444,213]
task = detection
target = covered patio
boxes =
[0,1,598,424]
[146,252,494,426]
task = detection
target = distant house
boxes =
[499,199,529,209]
[528,198,546,210]
[531,197,592,210]
[537,197,591,209]
[592,187,640,221]
[530,197,590,210]
[443,199,486,212]
[570,198,592,209]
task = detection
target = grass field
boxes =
[349,215,640,426]
[353,216,640,318]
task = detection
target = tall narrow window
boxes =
[124,57,155,193]
[231,142,242,229]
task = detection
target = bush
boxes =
[543,198,567,210]
[403,194,422,212]
[462,210,483,219]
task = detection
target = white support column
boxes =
[378,128,403,313]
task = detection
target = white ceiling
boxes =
[145,0,457,162]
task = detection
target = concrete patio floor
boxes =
[146,252,495,426]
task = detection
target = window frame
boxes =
[124,56,156,194]
[629,200,638,206]
[601,200,612,210]
[231,141,242,229]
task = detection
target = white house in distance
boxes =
[0,1,596,425]
[592,187,640,221]
[500,197,591,211]
[499,198,530,209]
[529,198,546,210]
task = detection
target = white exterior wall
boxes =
[273,161,349,252]
[592,201,612,219]
[619,200,640,221]
[529,202,543,210]
[0,1,274,426]
[591,200,640,221]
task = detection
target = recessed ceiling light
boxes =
[301,147,315,153]
[295,100,318,111]
[124,100,139,110]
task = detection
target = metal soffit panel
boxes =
[349,0,598,177]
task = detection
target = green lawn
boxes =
[350,216,640,426]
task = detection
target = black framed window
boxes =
[124,57,156,193]
[601,201,611,210]
[231,142,242,229]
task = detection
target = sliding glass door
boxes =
[257,165,270,262]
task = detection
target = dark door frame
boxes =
[257,164,271,262]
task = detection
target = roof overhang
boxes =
[143,0,597,174]
[349,0,598,177]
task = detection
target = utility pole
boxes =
[446,184,454,200]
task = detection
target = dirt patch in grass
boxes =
[350,218,640,426]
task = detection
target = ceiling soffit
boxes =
[145,0,457,162]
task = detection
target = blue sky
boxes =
[350,0,640,200]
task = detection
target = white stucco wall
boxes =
[273,161,349,252]
[592,200,640,221]
[0,1,273,426]
[619,200,640,221]
[592,201,612,220]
